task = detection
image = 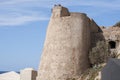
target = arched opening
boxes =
[109,41,116,49]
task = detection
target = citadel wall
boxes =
[37,5,100,80]
[91,26,120,58]
[102,27,120,56]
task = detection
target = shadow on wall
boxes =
[90,19,105,48]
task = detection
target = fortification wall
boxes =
[37,6,92,80]
[37,6,101,80]
[102,27,120,40]
[102,27,120,56]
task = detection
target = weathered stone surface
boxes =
[37,5,100,80]
[101,27,120,57]
[37,5,120,80]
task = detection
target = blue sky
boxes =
[0,0,120,71]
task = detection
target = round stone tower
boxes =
[37,5,92,80]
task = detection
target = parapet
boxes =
[52,4,70,18]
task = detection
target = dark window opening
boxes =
[109,41,116,49]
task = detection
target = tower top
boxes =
[54,4,62,7]
[52,4,70,17]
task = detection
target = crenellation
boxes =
[52,4,70,18]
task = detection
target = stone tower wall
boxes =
[90,19,100,33]
[37,6,100,80]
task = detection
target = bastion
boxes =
[37,5,100,80]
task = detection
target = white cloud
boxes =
[0,0,51,26]
[0,15,49,26]
[0,0,120,26]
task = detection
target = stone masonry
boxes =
[37,5,120,80]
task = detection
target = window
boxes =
[109,41,116,49]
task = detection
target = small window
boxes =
[109,41,116,49]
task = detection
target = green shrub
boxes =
[89,41,111,66]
